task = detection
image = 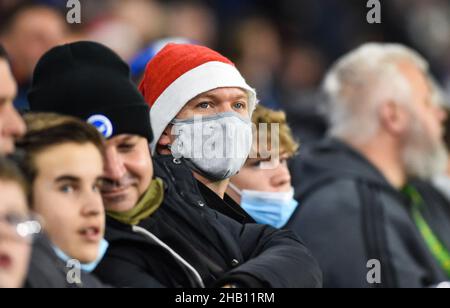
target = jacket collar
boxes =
[153,154,255,224]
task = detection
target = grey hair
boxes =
[323,43,429,144]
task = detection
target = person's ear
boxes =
[379,101,409,136]
[156,125,173,155]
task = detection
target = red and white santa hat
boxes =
[138,43,257,152]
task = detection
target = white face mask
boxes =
[170,112,253,181]
[229,183,299,229]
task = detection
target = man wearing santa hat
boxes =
[140,43,262,223]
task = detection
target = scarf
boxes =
[107,178,164,225]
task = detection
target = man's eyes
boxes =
[233,102,247,109]
[59,184,75,193]
[118,143,136,151]
[194,101,247,110]
[196,102,212,109]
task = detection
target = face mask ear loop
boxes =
[227,182,243,197]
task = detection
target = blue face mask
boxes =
[229,183,299,229]
[52,239,109,273]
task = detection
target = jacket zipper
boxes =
[132,225,206,288]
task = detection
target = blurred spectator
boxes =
[280,43,328,146]
[227,105,300,229]
[230,16,283,109]
[407,80,450,288]
[288,43,450,287]
[276,0,383,61]
[0,44,26,155]
[390,0,450,71]
[19,113,107,288]
[281,44,326,93]
[113,0,163,45]
[164,0,217,48]
[0,2,68,110]
[84,0,164,61]
[0,0,25,12]
[85,18,142,61]
[385,0,450,99]
[0,157,33,288]
[2,0,447,112]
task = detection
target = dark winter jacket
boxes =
[95,155,322,288]
[196,177,255,224]
[25,234,106,288]
[288,138,449,288]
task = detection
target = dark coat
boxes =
[95,155,322,288]
[25,234,106,288]
[288,138,449,288]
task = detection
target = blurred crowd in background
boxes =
[1,0,449,145]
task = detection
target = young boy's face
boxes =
[231,152,292,196]
[32,142,105,264]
